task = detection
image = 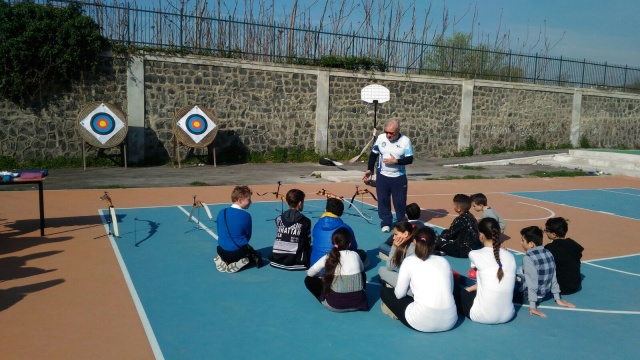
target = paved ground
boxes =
[6,150,572,190]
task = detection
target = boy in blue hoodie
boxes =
[310,198,367,267]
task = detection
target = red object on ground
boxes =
[467,268,477,279]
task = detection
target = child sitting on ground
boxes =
[470,193,506,234]
[304,227,368,312]
[453,218,516,324]
[378,203,425,259]
[378,221,416,290]
[214,185,262,273]
[269,189,312,270]
[544,217,583,294]
[516,226,575,318]
[435,194,481,258]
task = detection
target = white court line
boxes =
[582,262,640,277]
[504,202,556,221]
[507,193,640,221]
[177,206,218,240]
[519,304,640,315]
[101,210,165,360]
[600,189,640,197]
[584,253,640,262]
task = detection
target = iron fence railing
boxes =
[10,0,640,92]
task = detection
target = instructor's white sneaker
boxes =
[381,226,390,233]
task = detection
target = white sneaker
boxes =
[381,226,390,233]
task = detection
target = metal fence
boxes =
[13,0,640,92]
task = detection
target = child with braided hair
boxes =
[304,227,369,312]
[454,218,517,324]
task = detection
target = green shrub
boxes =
[0,2,107,107]
[453,146,474,157]
[579,135,591,148]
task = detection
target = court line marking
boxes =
[503,202,556,221]
[600,189,640,197]
[506,193,640,221]
[582,262,640,277]
[421,201,555,222]
[519,304,640,315]
[509,249,640,276]
[177,206,218,240]
[101,210,165,360]
[584,253,640,262]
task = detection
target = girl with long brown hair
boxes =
[378,221,416,289]
[304,227,368,312]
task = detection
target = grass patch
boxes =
[528,169,591,178]
[457,165,485,170]
[462,175,493,179]
[189,181,210,186]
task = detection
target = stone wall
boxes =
[580,95,640,148]
[328,76,462,157]
[1,53,639,164]
[0,57,129,162]
[470,84,574,152]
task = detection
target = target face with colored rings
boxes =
[90,113,117,135]
[185,114,208,135]
[177,106,216,144]
[80,103,126,144]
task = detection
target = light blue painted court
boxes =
[101,197,640,360]
[509,188,640,220]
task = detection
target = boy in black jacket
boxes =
[544,217,584,294]
[435,194,481,258]
[269,189,312,270]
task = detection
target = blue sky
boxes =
[133,0,640,67]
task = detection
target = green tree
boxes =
[0,1,107,107]
[421,32,523,81]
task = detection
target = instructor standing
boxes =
[362,119,414,233]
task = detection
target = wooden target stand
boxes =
[173,105,218,168]
[77,102,128,171]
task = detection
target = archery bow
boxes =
[348,185,377,209]
[188,195,213,221]
[316,189,372,222]
[257,181,283,198]
[100,191,120,237]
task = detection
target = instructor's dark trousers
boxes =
[376,173,408,228]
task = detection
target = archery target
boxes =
[177,106,216,144]
[80,103,125,145]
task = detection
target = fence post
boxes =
[558,56,563,86]
[180,5,184,49]
[623,65,628,91]
[272,22,276,62]
[603,61,607,87]
[450,47,455,77]
[581,59,586,88]
[533,53,538,84]
[507,51,512,81]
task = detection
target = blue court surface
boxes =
[509,187,640,220]
[101,197,640,360]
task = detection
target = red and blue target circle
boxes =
[90,113,116,135]
[185,114,208,135]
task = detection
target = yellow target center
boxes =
[193,120,201,128]
[98,119,108,128]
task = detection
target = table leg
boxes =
[38,180,45,236]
